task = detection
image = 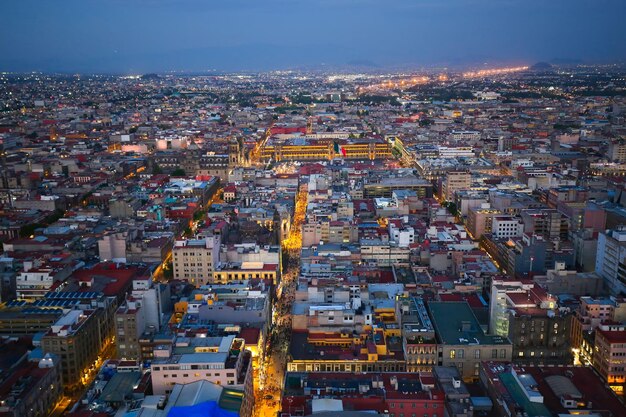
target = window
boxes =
[450,350,456,359]
[475,350,480,359]
[500,349,506,358]
[492,349,498,359]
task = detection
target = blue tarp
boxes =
[167,401,238,417]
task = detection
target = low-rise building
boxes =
[428,301,512,381]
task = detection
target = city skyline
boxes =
[2,2,626,416]
[2,0,626,73]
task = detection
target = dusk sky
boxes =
[1,0,625,73]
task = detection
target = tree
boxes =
[443,202,460,217]
[162,261,173,280]
[171,168,186,177]
[152,164,164,175]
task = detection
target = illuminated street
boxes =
[253,186,307,417]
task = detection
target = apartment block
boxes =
[172,235,221,286]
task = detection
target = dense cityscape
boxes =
[0,63,626,417]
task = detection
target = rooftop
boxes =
[428,301,509,346]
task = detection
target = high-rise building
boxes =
[520,208,569,241]
[608,140,626,163]
[595,228,626,296]
[172,236,220,286]
[441,171,471,201]
[593,325,626,394]
[42,306,113,391]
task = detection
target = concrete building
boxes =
[595,228,626,296]
[360,240,410,267]
[608,140,626,163]
[535,264,603,296]
[491,215,524,239]
[42,305,114,391]
[480,362,626,417]
[15,261,75,301]
[432,366,476,417]
[399,297,437,373]
[428,302,512,381]
[151,336,252,396]
[506,309,571,365]
[172,236,221,286]
[482,233,575,277]
[0,353,62,417]
[109,197,141,219]
[570,296,626,366]
[388,222,415,248]
[115,276,170,360]
[212,261,279,285]
[115,300,145,361]
[520,209,569,241]
[302,220,358,248]
[281,372,445,417]
[488,279,570,364]
[466,205,501,239]
[442,171,471,201]
[98,231,128,263]
[572,228,599,272]
[129,379,253,417]
[593,325,626,395]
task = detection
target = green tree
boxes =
[152,164,164,175]
[163,261,173,280]
[171,168,186,177]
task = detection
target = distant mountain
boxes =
[551,58,583,65]
[530,62,553,71]
[141,73,161,80]
[346,59,379,68]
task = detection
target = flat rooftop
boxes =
[428,301,510,346]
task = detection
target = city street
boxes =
[253,187,307,417]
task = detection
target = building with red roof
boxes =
[593,324,626,393]
[281,371,444,416]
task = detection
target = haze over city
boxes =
[2,0,626,73]
[2,2,626,417]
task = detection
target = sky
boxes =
[1,0,625,73]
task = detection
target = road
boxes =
[51,336,116,416]
[253,186,307,417]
